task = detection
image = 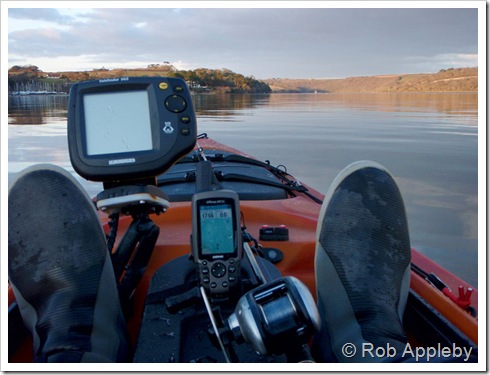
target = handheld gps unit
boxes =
[192,190,242,296]
[67,77,196,183]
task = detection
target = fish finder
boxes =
[67,77,196,184]
[192,190,242,296]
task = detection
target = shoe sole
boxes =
[8,164,125,362]
[314,161,411,362]
[9,164,106,302]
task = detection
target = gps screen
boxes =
[83,90,153,156]
[199,203,235,255]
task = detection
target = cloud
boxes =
[7,7,479,78]
[401,54,479,73]
[9,8,69,22]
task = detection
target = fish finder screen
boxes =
[83,90,153,156]
[199,203,235,255]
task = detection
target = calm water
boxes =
[7,93,479,288]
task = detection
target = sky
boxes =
[4,2,481,79]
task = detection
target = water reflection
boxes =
[8,94,69,125]
[8,92,476,122]
[188,92,478,126]
[265,92,478,116]
[192,93,271,120]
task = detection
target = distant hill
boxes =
[9,64,477,94]
[8,64,271,94]
[265,67,478,93]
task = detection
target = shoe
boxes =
[312,161,411,362]
[8,164,129,362]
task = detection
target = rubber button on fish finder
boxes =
[180,115,190,124]
[165,95,187,113]
[174,85,184,93]
[159,82,169,90]
[211,262,227,278]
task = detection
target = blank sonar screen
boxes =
[83,90,153,156]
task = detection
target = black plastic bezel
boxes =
[67,77,196,182]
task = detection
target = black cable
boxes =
[106,213,119,254]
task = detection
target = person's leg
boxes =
[8,164,129,362]
[312,161,411,362]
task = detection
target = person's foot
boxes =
[313,161,411,362]
[8,164,129,362]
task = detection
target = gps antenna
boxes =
[195,140,223,193]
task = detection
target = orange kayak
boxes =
[8,135,477,363]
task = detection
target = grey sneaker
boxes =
[313,161,411,362]
[8,164,129,362]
